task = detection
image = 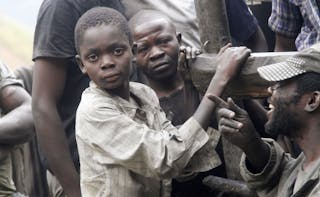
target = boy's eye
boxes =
[113,48,124,56]
[88,54,98,62]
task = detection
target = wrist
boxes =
[213,71,230,83]
[241,134,264,153]
[207,74,229,94]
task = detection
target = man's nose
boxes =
[149,47,165,61]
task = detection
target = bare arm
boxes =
[274,33,297,52]
[243,27,268,52]
[193,44,251,130]
[0,85,34,144]
[32,58,81,197]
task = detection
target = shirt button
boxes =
[137,109,146,118]
[140,110,146,116]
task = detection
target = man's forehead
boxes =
[130,10,171,25]
[132,19,175,40]
[273,78,297,90]
[133,18,172,32]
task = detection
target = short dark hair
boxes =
[296,72,320,95]
[74,7,132,54]
[287,72,320,103]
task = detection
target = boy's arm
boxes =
[32,58,81,197]
[193,44,251,130]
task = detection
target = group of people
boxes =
[1,0,320,197]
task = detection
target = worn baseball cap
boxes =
[257,43,320,82]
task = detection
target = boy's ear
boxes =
[176,32,182,45]
[75,55,87,74]
[304,91,320,112]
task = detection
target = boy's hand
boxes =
[178,46,201,80]
[207,95,259,151]
[215,43,251,83]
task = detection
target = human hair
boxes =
[287,72,320,103]
[74,7,132,54]
[295,72,320,94]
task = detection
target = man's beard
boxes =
[265,99,303,138]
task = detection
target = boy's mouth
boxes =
[103,72,120,81]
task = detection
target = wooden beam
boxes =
[194,0,231,53]
[189,52,296,98]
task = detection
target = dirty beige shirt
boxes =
[76,82,220,197]
[240,138,320,197]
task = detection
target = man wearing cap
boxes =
[210,43,320,196]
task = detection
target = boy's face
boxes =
[77,24,132,92]
[132,18,180,80]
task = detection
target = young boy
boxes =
[74,7,250,197]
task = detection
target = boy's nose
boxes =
[101,55,115,69]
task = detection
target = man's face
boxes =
[77,24,132,92]
[265,80,304,138]
[132,18,180,80]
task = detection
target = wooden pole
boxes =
[194,0,231,53]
